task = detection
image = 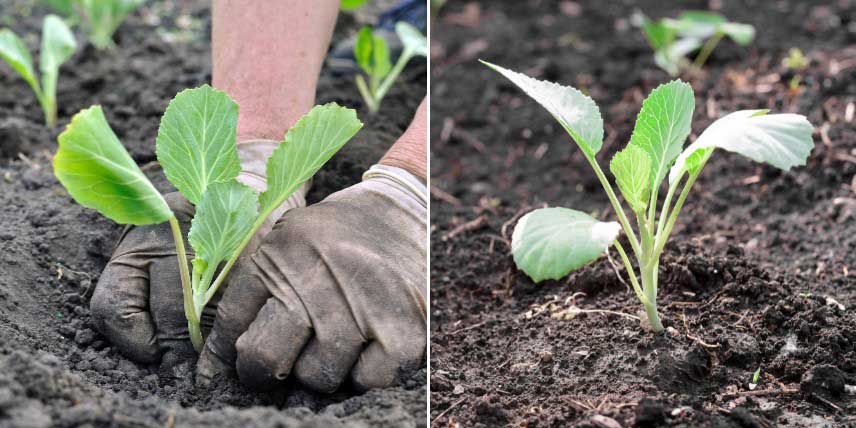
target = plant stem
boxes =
[694,32,724,69]
[614,241,646,305]
[584,154,642,258]
[640,260,664,332]
[637,212,653,255]
[42,99,56,128]
[169,216,201,351]
[647,183,659,230]
[654,151,713,256]
[654,171,705,258]
[355,74,379,113]
[656,175,683,236]
[34,89,55,128]
[374,49,414,107]
[203,191,287,306]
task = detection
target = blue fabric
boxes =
[377,0,427,32]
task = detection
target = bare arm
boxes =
[379,97,427,181]
[212,0,340,142]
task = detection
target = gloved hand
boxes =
[196,165,427,392]
[90,140,306,373]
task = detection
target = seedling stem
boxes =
[693,31,724,68]
[169,215,201,350]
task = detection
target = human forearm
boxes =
[379,97,427,181]
[212,0,339,142]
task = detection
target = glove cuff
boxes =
[362,164,427,209]
[236,139,310,218]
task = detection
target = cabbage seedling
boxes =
[354,22,427,113]
[40,0,144,49]
[638,11,755,75]
[74,0,144,49]
[54,86,362,350]
[0,15,76,127]
[483,61,813,332]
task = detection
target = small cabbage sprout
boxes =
[54,86,362,350]
[484,61,813,332]
[0,15,77,127]
[354,22,427,113]
[638,11,755,75]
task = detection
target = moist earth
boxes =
[0,1,426,427]
[431,0,855,426]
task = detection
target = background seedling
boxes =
[749,367,761,390]
[484,61,813,332]
[783,48,809,92]
[783,48,809,71]
[637,11,755,75]
[354,22,427,113]
[54,86,362,351]
[42,0,145,49]
[0,15,76,127]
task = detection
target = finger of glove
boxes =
[350,326,426,391]
[290,278,366,393]
[196,259,273,384]
[90,254,159,364]
[292,331,365,394]
[234,291,313,391]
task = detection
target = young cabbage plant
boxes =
[54,85,362,351]
[354,22,427,113]
[638,11,755,75]
[0,15,76,127]
[483,61,814,332]
[74,0,145,49]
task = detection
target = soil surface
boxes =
[0,1,426,427]
[430,0,855,426]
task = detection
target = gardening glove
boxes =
[90,140,307,373]
[196,164,427,393]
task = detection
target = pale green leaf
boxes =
[669,110,814,183]
[610,146,652,213]
[77,0,145,48]
[259,103,362,214]
[354,26,372,73]
[40,14,77,104]
[654,50,680,76]
[188,180,258,267]
[395,22,427,57]
[651,32,702,75]
[156,85,241,205]
[0,28,39,94]
[372,34,392,78]
[512,207,620,282]
[641,20,675,50]
[481,60,604,156]
[628,80,695,187]
[54,106,172,225]
[666,11,725,39]
[720,22,755,45]
[683,146,714,177]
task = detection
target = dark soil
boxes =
[0,1,426,427]
[430,0,855,426]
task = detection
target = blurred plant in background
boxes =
[635,11,755,75]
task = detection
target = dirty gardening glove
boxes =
[90,141,306,371]
[196,165,427,392]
